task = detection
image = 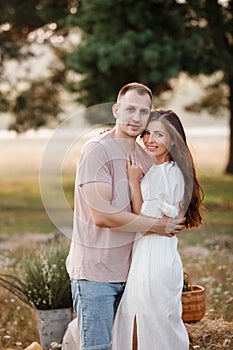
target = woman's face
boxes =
[142,119,173,163]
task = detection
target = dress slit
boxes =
[132,315,138,350]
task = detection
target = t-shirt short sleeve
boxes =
[77,140,112,187]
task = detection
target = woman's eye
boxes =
[155,132,163,137]
[144,130,150,135]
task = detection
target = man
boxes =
[66,82,185,350]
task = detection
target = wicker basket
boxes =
[182,272,206,323]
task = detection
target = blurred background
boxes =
[0,1,232,349]
[0,0,232,173]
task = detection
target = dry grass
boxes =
[187,318,233,349]
[0,228,232,349]
[0,289,39,349]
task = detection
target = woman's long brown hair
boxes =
[142,110,204,228]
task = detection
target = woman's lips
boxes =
[146,145,158,152]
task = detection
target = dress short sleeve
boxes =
[140,162,184,219]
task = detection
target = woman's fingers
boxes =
[130,152,141,167]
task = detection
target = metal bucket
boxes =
[36,308,73,349]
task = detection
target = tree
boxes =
[1,0,232,173]
[0,0,75,131]
[180,0,233,173]
[65,0,233,174]
[65,0,185,106]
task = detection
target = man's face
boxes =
[112,90,151,139]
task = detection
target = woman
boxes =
[112,110,204,350]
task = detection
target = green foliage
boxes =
[0,0,74,131]
[180,0,233,78]
[65,0,233,120]
[0,0,74,58]
[0,0,45,60]
[182,273,190,292]
[10,78,63,132]
[0,243,72,310]
[1,0,232,122]
[1,0,233,171]
[38,0,75,27]
[64,0,233,174]
[65,0,187,110]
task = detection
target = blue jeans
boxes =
[71,279,125,350]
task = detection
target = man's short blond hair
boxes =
[117,82,153,106]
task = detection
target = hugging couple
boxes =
[63,82,203,350]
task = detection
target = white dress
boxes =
[112,162,189,350]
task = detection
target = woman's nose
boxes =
[148,133,154,142]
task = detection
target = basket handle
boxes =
[184,272,193,291]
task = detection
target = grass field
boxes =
[0,172,232,235]
[0,124,232,349]
[0,171,232,349]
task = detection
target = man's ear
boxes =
[112,103,119,119]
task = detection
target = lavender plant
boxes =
[0,243,72,310]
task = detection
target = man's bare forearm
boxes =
[92,209,185,237]
[81,182,185,236]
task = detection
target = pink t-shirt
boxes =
[66,132,152,282]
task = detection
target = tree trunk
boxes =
[226,78,233,174]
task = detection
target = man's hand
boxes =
[81,182,186,235]
[165,216,186,236]
[143,215,186,237]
